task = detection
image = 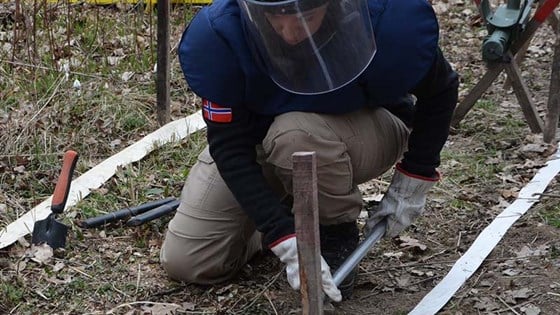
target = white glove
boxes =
[270,235,342,302]
[366,164,439,238]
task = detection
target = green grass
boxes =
[476,99,497,111]
[541,203,560,228]
[0,281,25,312]
[73,131,205,224]
[0,1,197,232]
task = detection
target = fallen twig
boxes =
[148,285,188,298]
[420,249,448,263]
[409,275,440,286]
[456,231,462,250]
[134,263,141,297]
[357,284,383,301]
[533,192,560,198]
[454,267,489,307]
[231,269,283,314]
[494,294,521,315]
[111,282,130,298]
[33,289,49,301]
[494,297,537,314]
[264,292,279,315]
[9,302,22,314]
[68,265,94,279]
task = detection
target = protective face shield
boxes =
[238,0,376,95]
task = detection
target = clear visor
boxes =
[239,0,376,95]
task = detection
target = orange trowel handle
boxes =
[51,150,79,214]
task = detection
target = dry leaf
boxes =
[409,269,425,276]
[121,71,134,82]
[53,261,65,272]
[507,288,532,300]
[383,251,404,258]
[395,275,411,288]
[499,188,519,199]
[520,143,547,153]
[516,245,549,258]
[30,244,54,265]
[521,304,541,315]
[502,268,520,276]
[182,302,195,311]
[141,303,181,315]
[398,236,428,251]
[474,297,500,311]
[47,274,73,285]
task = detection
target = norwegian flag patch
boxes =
[202,99,233,123]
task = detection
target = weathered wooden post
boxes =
[156,0,170,125]
[292,152,323,315]
[543,16,560,143]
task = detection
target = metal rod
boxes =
[126,199,180,226]
[81,197,176,228]
[332,220,387,286]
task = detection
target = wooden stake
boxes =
[292,152,323,315]
[544,17,560,143]
[156,0,170,126]
[503,53,544,133]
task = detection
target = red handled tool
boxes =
[32,150,79,249]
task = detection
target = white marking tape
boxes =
[0,111,206,249]
[409,144,560,315]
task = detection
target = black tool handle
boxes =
[126,199,180,226]
[51,150,79,214]
[81,197,177,228]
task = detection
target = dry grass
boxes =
[0,2,198,225]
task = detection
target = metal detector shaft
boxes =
[332,220,387,286]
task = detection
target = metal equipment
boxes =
[481,0,534,61]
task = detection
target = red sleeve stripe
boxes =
[396,163,440,182]
[268,233,296,249]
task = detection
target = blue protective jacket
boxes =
[178,0,459,246]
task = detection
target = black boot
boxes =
[320,221,359,300]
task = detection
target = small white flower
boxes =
[121,71,134,82]
[61,62,70,81]
[73,79,81,89]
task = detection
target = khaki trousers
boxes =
[160,107,409,284]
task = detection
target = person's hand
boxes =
[366,164,439,238]
[270,235,342,302]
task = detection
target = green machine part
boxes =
[481,0,533,62]
[483,29,511,61]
